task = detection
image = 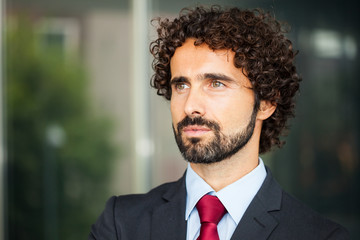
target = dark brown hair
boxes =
[150,6,301,153]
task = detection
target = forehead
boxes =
[173,38,234,58]
[170,39,234,69]
[170,38,248,85]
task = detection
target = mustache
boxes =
[177,116,220,133]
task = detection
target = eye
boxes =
[211,80,225,88]
[174,83,189,91]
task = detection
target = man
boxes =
[89,6,349,240]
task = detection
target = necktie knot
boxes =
[196,195,227,240]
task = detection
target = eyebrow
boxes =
[170,76,189,85]
[170,73,236,85]
[201,73,236,83]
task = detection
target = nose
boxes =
[184,87,206,118]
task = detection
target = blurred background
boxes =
[1,0,359,239]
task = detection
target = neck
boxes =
[190,150,259,192]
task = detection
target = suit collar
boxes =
[254,166,282,211]
[230,167,282,240]
[151,173,187,240]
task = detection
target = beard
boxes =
[173,108,257,164]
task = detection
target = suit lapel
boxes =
[149,167,282,240]
[230,168,282,240]
[151,174,187,240]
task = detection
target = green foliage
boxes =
[6,17,116,240]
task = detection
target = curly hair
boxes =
[150,6,301,154]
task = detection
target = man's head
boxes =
[150,6,301,162]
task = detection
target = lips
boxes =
[182,125,211,137]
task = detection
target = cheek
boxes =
[170,99,183,123]
[212,96,254,131]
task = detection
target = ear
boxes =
[256,100,276,120]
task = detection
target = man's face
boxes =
[170,38,258,164]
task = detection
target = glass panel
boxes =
[5,1,130,239]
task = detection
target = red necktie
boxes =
[196,195,227,240]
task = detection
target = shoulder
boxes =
[105,179,179,218]
[257,167,349,239]
[272,190,350,239]
[114,181,178,213]
[88,180,181,239]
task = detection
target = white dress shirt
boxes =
[185,158,267,240]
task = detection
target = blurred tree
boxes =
[6,17,116,240]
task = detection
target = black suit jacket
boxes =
[89,168,349,239]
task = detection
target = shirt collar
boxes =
[185,164,214,220]
[185,158,267,224]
